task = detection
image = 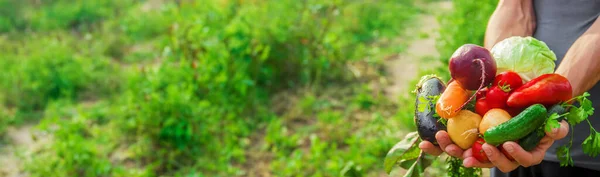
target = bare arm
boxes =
[555,17,600,96]
[484,0,536,49]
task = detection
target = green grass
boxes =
[0,0,504,176]
[0,0,425,176]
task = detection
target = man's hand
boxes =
[462,120,569,172]
[419,131,466,158]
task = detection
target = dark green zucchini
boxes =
[414,75,446,145]
[519,104,567,151]
[548,104,567,121]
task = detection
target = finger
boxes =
[546,120,569,140]
[463,157,494,168]
[444,144,464,158]
[537,136,555,149]
[436,131,453,150]
[462,148,494,168]
[483,143,519,173]
[462,148,473,159]
[419,141,443,156]
[503,141,544,167]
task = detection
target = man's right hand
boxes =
[419,130,465,158]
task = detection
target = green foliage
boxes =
[0,34,121,118]
[384,132,422,174]
[25,101,114,177]
[582,127,600,157]
[26,0,134,31]
[447,157,481,177]
[437,0,497,65]
[0,0,25,32]
[2,0,424,176]
[545,113,562,133]
[118,2,175,42]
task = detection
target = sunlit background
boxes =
[0,0,496,176]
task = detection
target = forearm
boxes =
[484,0,536,49]
[555,17,600,96]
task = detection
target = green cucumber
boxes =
[484,104,547,146]
[518,104,567,151]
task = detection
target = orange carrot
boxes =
[436,81,469,119]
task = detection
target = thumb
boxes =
[546,120,569,140]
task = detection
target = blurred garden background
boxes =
[0,0,497,176]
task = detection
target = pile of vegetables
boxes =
[384,37,600,177]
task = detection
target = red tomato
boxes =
[493,71,523,91]
[475,87,488,100]
[486,86,510,109]
[475,98,491,117]
[499,145,515,161]
[472,138,489,162]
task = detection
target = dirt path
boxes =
[0,125,36,177]
[385,1,452,101]
[383,1,457,176]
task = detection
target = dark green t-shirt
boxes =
[533,0,600,171]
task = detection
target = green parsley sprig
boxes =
[543,92,598,166]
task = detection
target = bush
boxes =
[0,34,121,118]
[25,101,114,177]
[25,0,134,31]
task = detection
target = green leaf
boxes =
[565,92,594,125]
[438,117,447,127]
[399,158,417,169]
[417,96,428,112]
[580,98,594,116]
[384,132,421,174]
[403,151,436,177]
[556,145,573,166]
[582,129,600,157]
[545,113,561,133]
[416,95,439,113]
[566,107,587,125]
[582,92,591,97]
[340,161,362,177]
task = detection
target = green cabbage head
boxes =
[491,36,556,81]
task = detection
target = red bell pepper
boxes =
[507,74,572,108]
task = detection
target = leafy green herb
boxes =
[417,95,440,113]
[545,113,561,133]
[417,96,428,112]
[438,116,447,127]
[564,92,594,125]
[566,107,588,125]
[555,92,598,166]
[557,144,573,166]
[447,157,481,177]
[582,120,600,157]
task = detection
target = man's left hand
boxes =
[462,120,570,172]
